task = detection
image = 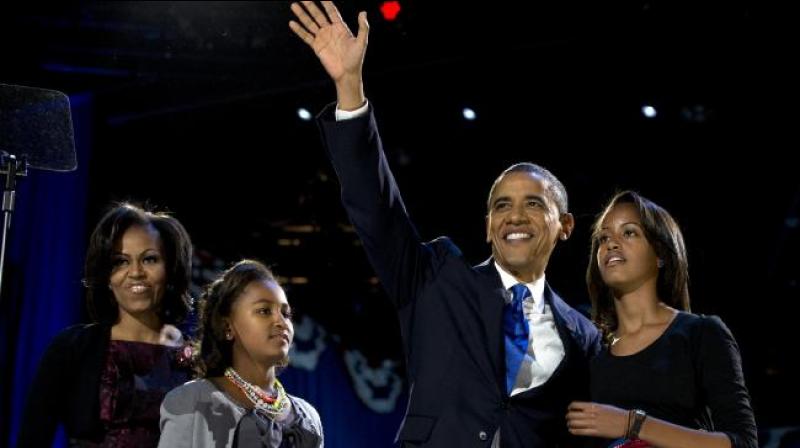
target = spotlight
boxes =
[297,107,312,121]
[462,107,476,121]
[641,105,657,118]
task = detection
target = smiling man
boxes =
[290,2,601,447]
[486,166,574,284]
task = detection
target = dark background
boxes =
[1,1,797,446]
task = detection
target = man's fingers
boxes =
[356,11,369,46]
[321,1,344,24]
[302,1,331,28]
[289,20,315,46]
[291,2,321,34]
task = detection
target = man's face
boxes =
[486,172,572,282]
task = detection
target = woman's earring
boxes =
[657,259,665,268]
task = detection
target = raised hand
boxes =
[290,1,369,109]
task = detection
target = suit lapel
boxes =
[544,284,577,363]
[474,258,509,395]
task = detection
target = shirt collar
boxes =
[494,262,546,313]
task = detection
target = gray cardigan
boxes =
[158,379,323,448]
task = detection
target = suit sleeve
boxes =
[317,103,433,309]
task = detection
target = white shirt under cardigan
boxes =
[336,102,566,447]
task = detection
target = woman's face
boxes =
[108,224,168,321]
[595,203,660,296]
[227,279,294,367]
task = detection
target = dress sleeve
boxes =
[308,401,324,448]
[158,385,196,448]
[696,315,758,448]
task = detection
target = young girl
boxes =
[566,191,757,448]
[159,259,323,447]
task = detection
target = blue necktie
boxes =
[504,283,531,395]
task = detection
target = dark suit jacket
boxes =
[318,104,601,447]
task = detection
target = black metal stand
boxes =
[0,152,28,299]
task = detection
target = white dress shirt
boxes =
[494,262,565,395]
[492,263,566,448]
[335,101,369,121]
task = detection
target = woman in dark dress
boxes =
[17,202,195,447]
[566,191,757,448]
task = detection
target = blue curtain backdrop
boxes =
[281,344,407,447]
[1,92,92,448]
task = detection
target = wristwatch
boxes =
[628,409,647,439]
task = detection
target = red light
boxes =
[380,1,401,21]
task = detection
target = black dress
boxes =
[590,312,757,448]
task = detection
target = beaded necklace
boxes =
[224,367,290,419]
